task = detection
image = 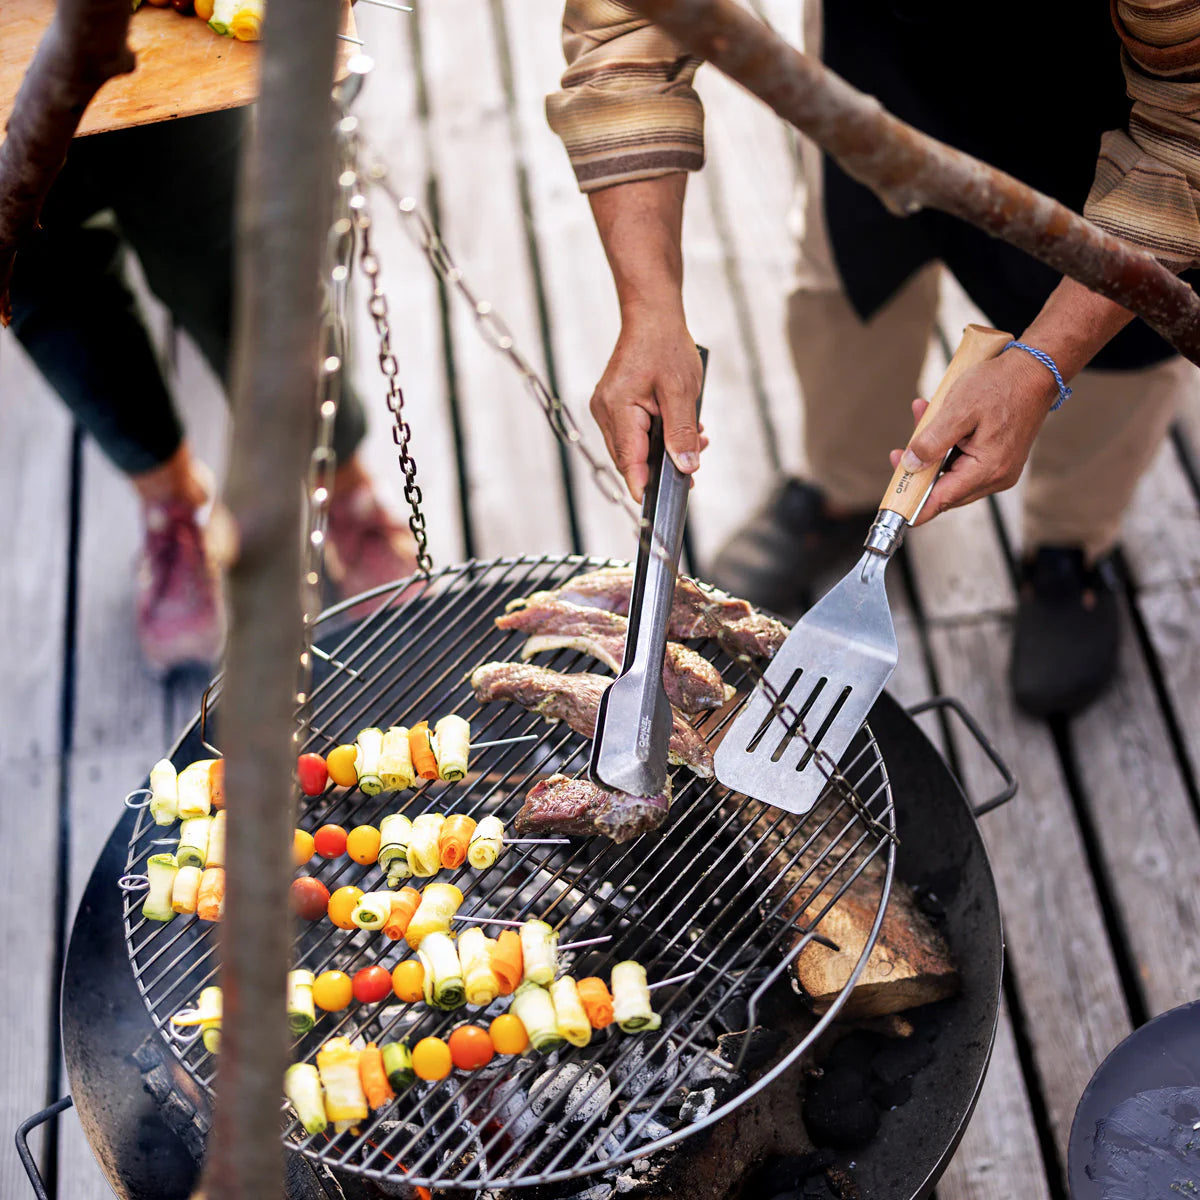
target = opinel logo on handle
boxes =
[881,324,1012,523]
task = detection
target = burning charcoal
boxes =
[611,1038,680,1106]
[530,1063,612,1128]
[678,1086,717,1124]
[802,1063,879,1149]
[715,1027,784,1072]
[713,995,750,1033]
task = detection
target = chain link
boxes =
[353,148,891,842]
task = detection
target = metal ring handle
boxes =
[124,788,153,810]
[118,874,151,893]
[15,1095,73,1200]
[906,695,1018,816]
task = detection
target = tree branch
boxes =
[626,0,1200,366]
[0,0,135,324]
[194,3,340,1196]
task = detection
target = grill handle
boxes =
[906,695,1018,816]
[15,1095,73,1200]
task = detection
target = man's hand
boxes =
[591,308,705,501]
[888,349,1058,524]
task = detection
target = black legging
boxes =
[8,107,366,475]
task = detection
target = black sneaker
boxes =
[707,479,875,616]
[1009,546,1120,718]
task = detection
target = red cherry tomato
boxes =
[352,965,393,1004]
[448,1024,495,1070]
[289,876,330,921]
[313,824,347,859]
[297,752,329,796]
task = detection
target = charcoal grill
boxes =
[109,553,896,1191]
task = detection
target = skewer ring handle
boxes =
[117,874,151,892]
[124,789,153,810]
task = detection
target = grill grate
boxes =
[121,555,896,1189]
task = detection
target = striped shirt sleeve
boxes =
[545,0,705,193]
[1085,2,1200,269]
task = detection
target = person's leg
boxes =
[1009,357,1190,716]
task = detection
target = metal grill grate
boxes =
[121,555,896,1189]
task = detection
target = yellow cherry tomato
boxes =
[346,824,381,865]
[312,970,353,1012]
[292,828,315,867]
[489,1013,529,1055]
[391,959,425,1003]
[411,1036,453,1081]
[326,744,359,788]
[327,885,364,930]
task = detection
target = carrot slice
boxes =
[383,887,422,942]
[409,722,439,781]
[489,929,523,996]
[577,976,615,1029]
[208,759,225,810]
[197,867,225,922]
[438,814,476,870]
[359,1043,395,1111]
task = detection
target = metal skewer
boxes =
[470,734,538,750]
[356,0,413,10]
[556,936,612,952]
[648,970,696,991]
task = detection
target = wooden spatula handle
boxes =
[880,323,1013,522]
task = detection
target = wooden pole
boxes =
[195,4,341,1197]
[625,0,1200,366]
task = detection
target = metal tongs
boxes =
[590,346,709,797]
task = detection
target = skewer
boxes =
[338,33,365,45]
[454,914,524,928]
[356,0,413,9]
[506,837,571,847]
[556,935,612,952]
[469,733,538,750]
[310,644,361,679]
[648,970,696,991]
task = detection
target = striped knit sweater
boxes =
[545,0,1200,269]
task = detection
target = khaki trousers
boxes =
[788,125,1190,562]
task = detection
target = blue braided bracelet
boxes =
[1002,340,1072,411]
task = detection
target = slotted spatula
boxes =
[590,346,709,797]
[713,324,1012,814]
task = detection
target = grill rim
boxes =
[120,553,898,1189]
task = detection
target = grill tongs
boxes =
[590,346,709,798]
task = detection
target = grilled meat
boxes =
[494,600,734,714]
[515,773,671,842]
[470,662,714,779]
[507,566,787,659]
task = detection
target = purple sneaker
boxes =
[135,500,226,673]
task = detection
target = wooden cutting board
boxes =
[1,0,358,138]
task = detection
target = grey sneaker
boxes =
[707,479,874,616]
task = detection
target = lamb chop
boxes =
[470,662,714,780]
[506,566,787,660]
[515,773,671,842]
[493,599,734,715]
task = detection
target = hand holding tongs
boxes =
[590,346,709,797]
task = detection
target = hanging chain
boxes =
[349,145,891,842]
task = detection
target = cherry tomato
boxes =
[297,752,329,796]
[411,1036,453,1081]
[289,876,330,921]
[352,965,393,1004]
[312,970,353,1012]
[326,744,359,788]
[313,824,348,859]
[391,959,425,1003]
[292,828,315,867]
[327,885,364,930]
[488,1013,529,1056]
[448,1025,494,1071]
[346,824,381,865]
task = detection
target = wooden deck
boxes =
[3,3,1200,1196]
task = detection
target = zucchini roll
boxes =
[417,931,467,1010]
[467,815,504,869]
[288,969,316,1035]
[176,816,211,870]
[206,810,227,869]
[519,919,558,987]
[351,891,393,931]
[406,812,445,879]
[171,985,223,1053]
[381,1041,415,1090]
[611,961,661,1033]
[171,865,202,915]
[354,727,385,796]
[149,758,179,826]
[433,715,470,782]
[405,882,463,950]
[550,976,592,1048]
[197,866,225,922]
[284,1063,327,1136]
[377,813,414,886]
[457,926,500,1006]
[379,727,415,791]
[316,1037,368,1125]
[511,982,565,1052]
[229,0,263,40]
[177,760,215,819]
[142,853,179,922]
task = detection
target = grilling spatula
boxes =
[713,324,1012,814]
[590,346,709,797]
